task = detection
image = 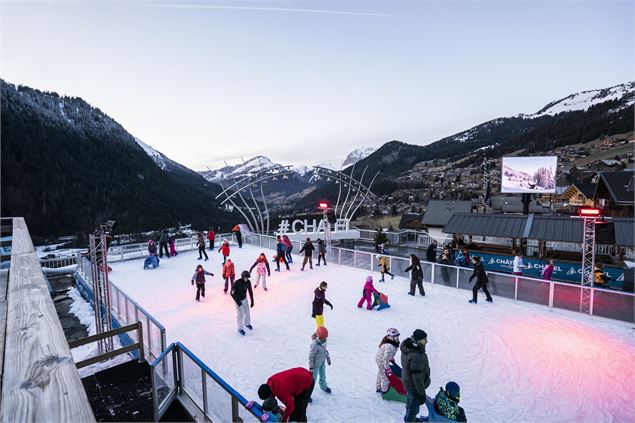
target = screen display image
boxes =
[501,156,557,193]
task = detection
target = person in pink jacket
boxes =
[357,276,380,310]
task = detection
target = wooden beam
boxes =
[0,269,9,395]
[0,218,95,423]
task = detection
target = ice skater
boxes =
[249,253,271,290]
[222,258,235,294]
[197,232,208,261]
[159,229,170,258]
[231,271,254,335]
[218,239,230,264]
[405,254,425,296]
[275,235,290,272]
[207,227,215,251]
[311,281,333,328]
[232,224,243,248]
[357,276,380,310]
[257,368,314,423]
[168,235,178,257]
[309,326,332,395]
[377,255,394,282]
[376,328,402,396]
[401,329,431,423]
[282,234,294,263]
[316,239,327,266]
[468,256,493,304]
[426,381,467,422]
[299,237,315,271]
[191,264,214,302]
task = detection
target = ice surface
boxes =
[110,246,635,422]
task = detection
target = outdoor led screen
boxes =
[501,156,557,193]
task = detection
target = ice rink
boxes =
[110,244,635,422]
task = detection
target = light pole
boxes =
[577,207,601,314]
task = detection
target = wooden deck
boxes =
[0,218,95,422]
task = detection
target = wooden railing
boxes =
[68,322,145,369]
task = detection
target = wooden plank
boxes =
[68,323,139,348]
[0,269,9,395]
[0,218,95,423]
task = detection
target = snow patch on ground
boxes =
[110,246,635,423]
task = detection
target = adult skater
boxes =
[282,235,294,263]
[275,235,290,272]
[377,255,394,282]
[309,326,332,394]
[207,227,216,251]
[231,270,254,335]
[468,256,493,304]
[405,254,425,296]
[299,238,315,271]
[159,229,170,258]
[258,367,315,423]
[233,224,243,248]
[197,232,209,261]
[222,258,235,294]
[249,253,271,290]
[513,253,524,276]
[316,239,327,266]
[357,276,380,310]
[376,328,400,393]
[401,329,431,423]
[311,281,333,328]
[541,259,555,281]
[191,264,214,302]
[426,381,467,422]
[218,239,230,264]
[426,240,437,263]
[439,248,451,284]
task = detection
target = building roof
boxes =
[573,182,597,199]
[399,213,423,228]
[598,172,635,206]
[421,200,472,227]
[443,213,634,246]
[491,196,552,214]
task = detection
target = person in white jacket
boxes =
[513,253,524,276]
[375,328,401,393]
[309,326,331,394]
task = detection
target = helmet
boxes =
[445,381,460,402]
[386,328,400,338]
[316,326,328,339]
[241,270,250,278]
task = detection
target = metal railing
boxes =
[151,342,262,422]
[69,322,145,369]
[39,256,79,268]
[106,233,234,262]
[244,233,635,324]
[76,257,167,363]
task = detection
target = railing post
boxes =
[176,346,184,393]
[124,296,129,323]
[202,369,208,418]
[232,396,243,423]
[589,288,594,316]
[514,277,519,301]
[370,254,374,271]
[151,366,160,421]
[137,321,145,362]
[338,249,342,264]
[431,263,435,284]
[456,268,460,288]
[353,251,357,268]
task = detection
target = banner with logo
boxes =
[469,251,624,285]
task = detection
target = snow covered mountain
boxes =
[199,156,279,183]
[342,147,376,167]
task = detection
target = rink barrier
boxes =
[244,234,635,324]
[151,342,263,422]
[106,233,234,262]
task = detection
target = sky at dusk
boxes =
[1,0,633,170]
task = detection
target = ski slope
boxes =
[110,245,635,423]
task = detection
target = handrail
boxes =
[69,322,145,369]
[150,342,263,422]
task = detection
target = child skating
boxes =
[190,264,214,302]
[222,258,235,294]
[377,255,394,282]
[309,326,332,394]
[218,239,230,264]
[357,276,380,310]
[316,239,327,266]
[249,253,271,290]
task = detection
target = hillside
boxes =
[0,80,235,240]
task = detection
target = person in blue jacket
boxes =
[275,235,290,272]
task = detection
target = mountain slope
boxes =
[0,80,235,240]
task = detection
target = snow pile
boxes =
[110,246,635,423]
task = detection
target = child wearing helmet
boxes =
[308,326,332,394]
[375,328,401,394]
[218,240,231,264]
[249,253,271,290]
[190,265,214,302]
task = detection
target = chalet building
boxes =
[595,171,635,217]
[398,213,425,230]
[421,200,472,238]
[560,182,597,207]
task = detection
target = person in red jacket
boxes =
[258,368,314,422]
[207,228,216,251]
[232,224,243,248]
[218,240,230,264]
[222,258,236,294]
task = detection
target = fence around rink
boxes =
[243,233,635,324]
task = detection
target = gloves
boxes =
[385,367,393,377]
[311,313,316,318]
[250,302,254,308]
[390,358,395,364]
[191,281,194,285]
[327,357,331,366]
[328,304,333,310]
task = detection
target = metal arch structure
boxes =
[214,163,379,235]
[310,165,379,221]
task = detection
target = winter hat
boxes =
[386,328,400,338]
[316,326,328,339]
[241,270,250,278]
[258,384,272,400]
[445,381,460,402]
[196,265,203,270]
[366,275,373,283]
[412,329,427,341]
[375,254,381,259]
[262,397,279,412]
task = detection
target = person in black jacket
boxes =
[299,238,315,271]
[190,264,214,302]
[405,254,425,296]
[468,256,493,304]
[159,229,170,258]
[311,281,333,328]
[426,240,437,263]
[232,271,255,335]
